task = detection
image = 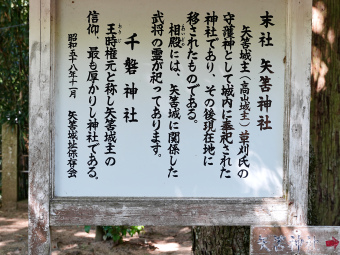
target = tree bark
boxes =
[1,124,18,210]
[192,226,249,254]
[309,0,340,226]
[95,226,104,241]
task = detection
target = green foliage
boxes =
[0,0,29,150]
[84,225,144,243]
[84,225,91,233]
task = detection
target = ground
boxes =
[0,201,192,255]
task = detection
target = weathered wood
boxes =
[251,226,340,254]
[1,124,18,210]
[28,0,52,254]
[287,0,312,226]
[50,198,288,226]
[309,0,340,226]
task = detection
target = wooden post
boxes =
[28,0,52,254]
[287,0,312,226]
[2,124,18,210]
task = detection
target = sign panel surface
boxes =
[251,226,340,254]
[54,0,286,197]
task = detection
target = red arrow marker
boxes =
[326,237,339,249]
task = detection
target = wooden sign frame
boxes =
[28,0,311,253]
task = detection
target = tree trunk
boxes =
[95,226,105,241]
[309,0,340,226]
[193,1,340,252]
[1,124,18,210]
[192,226,249,254]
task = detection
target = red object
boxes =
[326,237,339,249]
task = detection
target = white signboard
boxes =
[54,0,286,197]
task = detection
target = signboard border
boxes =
[28,0,311,253]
